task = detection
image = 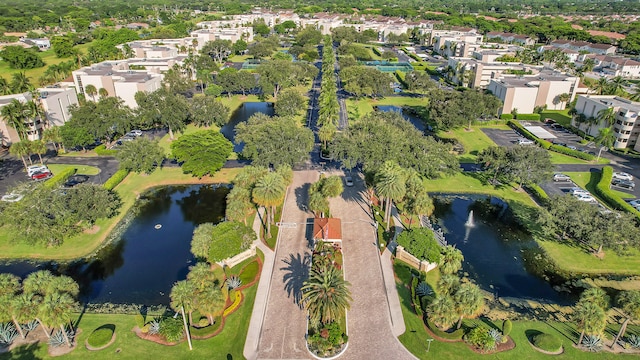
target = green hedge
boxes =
[371,46,382,57]
[44,167,76,189]
[515,113,541,121]
[508,120,550,149]
[87,326,114,348]
[525,184,549,204]
[532,333,562,352]
[411,277,423,316]
[103,169,130,190]
[395,70,408,89]
[595,166,640,217]
[549,144,595,161]
[500,114,514,120]
[95,144,118,156]
[425,318,465,340]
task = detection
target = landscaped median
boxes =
[0,167,241,260]
[595,166,640,217]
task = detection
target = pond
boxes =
[220,102,274,152]
[375,105,428,133]
[432,195,572,304]
[0,184,229,306]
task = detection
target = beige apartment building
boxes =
[573,95,640,150]
[487,72,579,114]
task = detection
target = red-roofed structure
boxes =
[313,218,342,242]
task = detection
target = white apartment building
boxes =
[573,95,640,149]
[72,62,163,109]
[487,72,579,115]
[485,32,536,46]
[549,40,616,55]
[447,56,543,89]
[433,32,484,58]
[190,27,254,50]
[579,54,640,78]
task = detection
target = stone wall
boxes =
[220,246,257,268]
[396,245,437,273]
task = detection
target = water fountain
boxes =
[465,210,475,227]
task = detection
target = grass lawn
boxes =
[394,261,639,360]
[437,126,507,163]
[0,43,90,83]
[352,43,383,60]
[548,152,609,165]
[218,94,261,114]
[538,239,640,276]
[1,264,258,359]
[346,96,429,121]
[0,167,241,260]
[46,164,101,176]
[540,110,572,127]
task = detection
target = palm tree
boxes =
[196,287,225,325]
[597,107,616,127]
[0,273,25,339]
[611,290,640,349]
[404,192,433,227]
[439,245,464,275]
[9,141,30,170]
[375,160,407,230]
[0,76,11,95]
[437,274,460,296]
[579,287,610,310]
[590,77,611,95]
[170,280,194,350]
[608,76,626,95]
[98,88,109,99]
[630,86,640,102]
[84,85,97,102]
[428,295,458,330]
[301,265,352,326]
[594,126,617,161]
[187,262,217,293]
[11,293,38,338]
[42,127,63,151]
[10,72,32,93]
[453,283,485,329]
[30,140,47,164]
[39,292,76,347]
[557,93,571,109]
[573,301,607,345]
[1,99,28,140]
[252,172,286,238]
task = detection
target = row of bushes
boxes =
[525,184,549,205]
[95,144,118,156]
[103,169,129,190]
[44,167,76,189]
[425,318,465,340]
[595,166,640,217]
[410,277,423,317]
[508,120,595,160]
[371,46,382,57]
[549,144,595,161]
[515,113,541,121]
[223,291,242,317]
[395,70,408,89]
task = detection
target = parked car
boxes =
[553,173,571,182]
[567,145,578,150]
[550,124,564,130]
[27,164,49,177]
[544,118,556,124]
[126,129,143,137]
[31,171,53,181]
[517,138,535,145]
[611,178,635,189]
[64,175,90,188]
[629,199,640,207]
[613,172,633,181]
[344,176,354,187]
[569,187,590,196]
[574,193,596,202]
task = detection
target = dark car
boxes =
[64,175,90,187]
[31,171,53,181]
[612,178,636,189]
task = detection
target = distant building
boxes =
[190,27,254,50]
[21,38,50,50]
[548,40,616,55]
[126,22,149,30]
[579,54,640,78]
[573,95,640,149]
[485,32,536,46]
[487,72,579,115]
[446,56,543,89]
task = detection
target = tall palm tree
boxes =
[98,88,109,99]
[608,76,626,95]
[0,76,11,95]
[557,93,571,109]
[30,140,47,164]
[42,127,63,151]
[375,160,407,230]
[439,245,464,275]
[611,290,640,349]
[1,99,28,140]
[590,77,611,95]
[170,280,194,350]
[39,292,76,347]
[11,293,38,339]
[630,86,640,102]
[10,72,32,93]
[301,265,352,326]
[437,274,460,296]
[579,287,610,310]
[186,262,217,293]
[597,107,616,127]
[9,141,30,170]
[573,301,607,345]
[0,273,25,339]
[594,126,617,161]
[453,283,485,329]
[84,84,97,102]
[196,287,225,325]
[428,295,458,330]
[252,172,286,238]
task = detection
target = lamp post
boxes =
[426,338,434,352]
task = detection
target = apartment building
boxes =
[549,40,616,55]
[447,56,543,89]
[537,45,580,62]
[38,86,78,127]
[485,32,536,46]
[487,72,579,114]
[190,27,254,50]
[433,32,484,58]
[72,62,162,108]
[579,54,640,78]
[573,95,640,149]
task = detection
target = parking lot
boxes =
[482,122,599,154]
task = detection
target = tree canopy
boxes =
[190,221,256,263]
[397,227,442,263]
[116,137,165,174]
[170,130,233,177]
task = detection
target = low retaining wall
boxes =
[396,245,437,273]
[219,246,256,268]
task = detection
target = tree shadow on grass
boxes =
[0,342,43,360]
[280,252,311,308]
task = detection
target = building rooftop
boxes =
[581,95,640,112]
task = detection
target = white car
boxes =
[574,193,596,202]
[129,129,143,137]
[613,172,633,181]
[26,164,49,177]
[517,138,534,145]
[629,199,640,207]
[569,187,590,196]
[553,173,571,182]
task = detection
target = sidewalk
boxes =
[380,205,406,337]
[243,208,275,360]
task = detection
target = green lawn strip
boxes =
[218,94,261,114]
[538,239,640,276]
[539,110,572,127]
[566,172,634,200]
[346,96,429,121]
[0,43,90,81]
[437,126,506,163]
[0,167,241,260]
[46,164,101,176]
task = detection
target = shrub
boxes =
[239,261,259,284]
[425,318,465,340]
[525,184,549,204]
[464,326,496,351]
[140,324,150,334]
[223,291,243,317]
[48,328,76,347]
[502,319,512,337]
[87,326,115,348]
[0,323,18,345]
[23,320,38,332]
[416,282,433,297]
[532,333,562,352]
[43,167,76,189]
[595,166,640,217]
[372,46,382,56]
[148,319,161,335]
[516,113,541,121]
[582,335,602,352]
[396,228,442,263]
[103,169,129,190]
[198,318,210,327]
[411,277,423,316]
[500,114,514,120]
[226,276,242,290]
[626,334,640,349]
[159,317,184,343]
[135,314,145,328]
[95,144,118,156]
[488,328,502,344]
[549,144,595,160]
